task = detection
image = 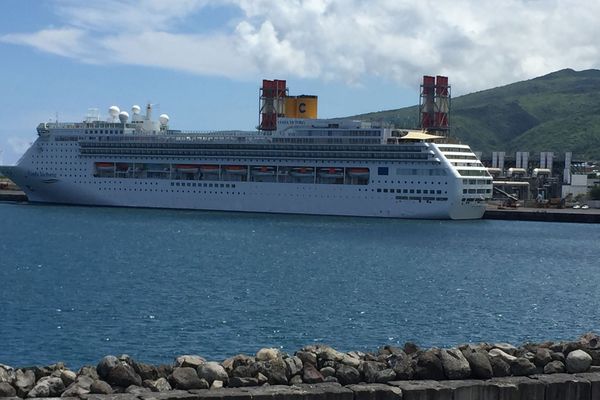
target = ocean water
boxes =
[0,202,599,368]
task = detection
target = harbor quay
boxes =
[2,333,600,400]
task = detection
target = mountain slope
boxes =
[349,69,600,160]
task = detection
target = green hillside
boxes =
[349,69,600,160]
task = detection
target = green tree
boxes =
[590,185,600,200]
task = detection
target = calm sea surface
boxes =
[0,202,599,368]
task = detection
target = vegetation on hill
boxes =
[349,69,600,160]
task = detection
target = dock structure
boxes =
[0,190,27,202]
[484,205,600,223]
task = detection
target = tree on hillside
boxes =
[590,185,600,200]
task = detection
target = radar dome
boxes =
[118,111,129,124]
[108,106,120,118]
[131,105,141,114]
[159,114,170,125]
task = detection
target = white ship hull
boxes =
[1,163,486,220]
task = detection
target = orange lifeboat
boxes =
[223,165,247,175]
[200,165,219,174]
[318,167,344,179]
[348,168,370,178]
[175,164,199,174]
[95,162,115,172]
[290,167,314,177]
[251,166,275,176]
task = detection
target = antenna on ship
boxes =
[146,103,153,121]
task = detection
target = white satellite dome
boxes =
[159,114,170,125]
[118,111,129,124]
[131,105,141,115]
[108,105,120,118]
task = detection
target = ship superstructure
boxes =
[0,80,492,219]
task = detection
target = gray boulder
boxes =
[132,361,159,381]
[489,348,516,362]
[544,360,566,374]
[284,356,303,377]
[125,385,150,394]
[222,354,254,372]
[415,350,444,380]
[340,354,361,368]
[106,363,142,387]
[533,348,552,367]
[492,343,517,354]
[89,380,113,394]
[156,364,173,379]
[197,362,229,385]
[27,377,65,398]
[360,361,387,383]
[289,375,303,385]
[96,356,119,379]
[0,382,16,397]
[580,332,600,349]
[143,377,171,392]
[0,365,15,385]
[335,365,360,385]
[404,342,420,355]
[78,366,100,380]
[169,367,207,390]
[174,355,206,369]
[375,369,396,383]
[319,367,335,378]
[463,350,492,379]
[61,375,94,397]
[295,351,317,366]
[256,348,279,361]
[15,369,36,397]
[388,353,413,380]
[510,358,537,376]
[60,370,76,387]
[566,349,592,373]
[490,356,510,377]
[551,351,565,362]
[257,359,287,385]
[228,377,259,387]
[440,348,471,379]
[302,363,324,383]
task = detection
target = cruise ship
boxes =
[0,80,492,219]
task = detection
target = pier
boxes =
[0,190,27,202]
[484,205,600,223]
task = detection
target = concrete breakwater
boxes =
[2,333,600,400]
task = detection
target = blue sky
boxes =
[1,0,598,164]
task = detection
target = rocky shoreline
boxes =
[1,333,600,398]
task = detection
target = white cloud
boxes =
[1,28,91,60]
[1,0,600,93]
